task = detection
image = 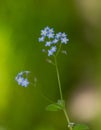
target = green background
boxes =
[0,0,101,130]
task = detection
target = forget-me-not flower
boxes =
[61,37,69,44]
[61,33,67,38]
[41,29,48,37]
[51,46,57,52]
[39,37,45,42]
[15,71,30,87]
[16,77,24,85]
[48,46,57,56]
[55,32,62,39]
[21,78,29,87]
[45,41,52,47]
[52,39,59,44]
[38,26,69,56]
[47,33,54,39]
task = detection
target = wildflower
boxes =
[48,50,53,56]
[51,46,57,52]
[15,71,30,87]
[45,41,52,47]
[61,37,69,44]
[61,32,67,38]
[39,37,45,42]
[41,29,48,37]
[38,26,69,56]
[44,26,50,32]
[55,32,62,39]
[52,39,59,44]
[21,79,29,87]
[48,46,57,56]
[48,28,54,34]
[16,76,24,85]
[47,28,54,39]
[47,33,54,39]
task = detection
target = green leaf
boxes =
[73,124,89,130]
[46,103,63,111]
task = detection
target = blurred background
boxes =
[0,0,101,130]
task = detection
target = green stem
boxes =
[54,56,72,130]
[56,43,62,56]
[63,108,73,130]
[54,56,63,100]
[63,108,70,124]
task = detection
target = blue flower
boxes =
[40,27,55,39]
[45,41,52,46]
[39,37,45,42]
[55,32,62,39]
[15,71,30,87]
[44,26,50,32]
[48,46,57,56]
[21,79,29,87]
[48,50,54,56]
[48,28,54,34]
[61,37,69,44]
[61,32,67,38]
[38,26,69,56]
[41,29,48,37]
[51,46,57,52]
[41,26,52,37]
[47,33,54,39]
[16,76,24,85]
[47,28,54,39]
[52,39,59,44]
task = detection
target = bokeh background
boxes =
[0,0,101,130]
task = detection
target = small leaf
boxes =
[73,124,89,130]
[46,103,63,111]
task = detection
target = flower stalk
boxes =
[54,56,72,130]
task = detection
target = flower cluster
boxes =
[38,26,69,56]
[15,71,30,87]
